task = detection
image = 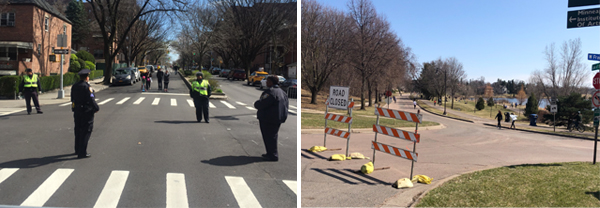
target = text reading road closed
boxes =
[329,86,350,110]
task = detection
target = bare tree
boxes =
[301,0,352,104]
[121,11,167,67]
[445,57,466,109]
[178,1,219,69]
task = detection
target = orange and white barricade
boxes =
[372,107,422,178]
[323,99,355,156]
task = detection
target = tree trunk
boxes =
[310,87,318,104]
[368,79,373,107]
[102,42,113,85]
[360,75,366,110]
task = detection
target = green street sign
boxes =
[593,63,600,71]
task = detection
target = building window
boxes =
[63,25,67,34]
[0,47,17,60]
[37,44,42,55]
[0,13,15,26]
[94,49,103,59]
[44,17,49,31]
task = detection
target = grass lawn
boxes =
[301,113,439,129]
[417,100,472,121]
[432,98,528,121]
[417,162,600,207]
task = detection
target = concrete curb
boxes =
[301,124,446,134]
[481,123,595,141]
[178,71,228,100]
[417,102,474,123]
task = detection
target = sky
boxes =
[316,0,599,86]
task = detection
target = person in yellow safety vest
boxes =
[19,68,43,115]
[190,72,211,123]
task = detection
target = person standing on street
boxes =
[190,72,211,123]
[413,100,417,109]
[163,69,170,92]
[19,68,43,115]
[156,66,164,91]
[254,76,289,162]
[510,112,517,129]
[71,69,99,159]
[495,110,503,129]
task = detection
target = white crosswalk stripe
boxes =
[221,101,236,109]
[209,102,216,108]
[166,173,189,208]
[236,101,247,106]
[133,97,145,105]
[116,97,130,105]
[289,105,297,109]
[93,171,129,208]
[0,168,18,185]
[225,176,262,208]
[187,99,194,107]
[246,106,256,111]
[171,98,177,106]
[21,168,74,207]
[288,109,296,114]
[98,98,114,105]
[59,102,71,107]
[152,98,160,105]
[282,180,297,195]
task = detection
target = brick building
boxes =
[0,0,72,76]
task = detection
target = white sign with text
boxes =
[328,86,350,109]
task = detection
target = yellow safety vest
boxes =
[192,80,209,96]
[23,74,38,88]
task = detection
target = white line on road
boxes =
[21,168,74,207]
[59,102,71,106]
[133,97,145,105]
[221,101,236,109]
[282,180,297,195]
[152,98,160,105]
[225,176,261,208]
[187,99,194,107]
[93,170,129,208]
[171,98,177,106]
[246,106,256,111]
[0,168,18,185]
[289,105,297,109]
[0,109,26,116]
[98,98,114,105]
[116,97,130,105]
[141,92,189,96]
[166,173,189,208]
[209,102,216,108]
[288,109,296,114]
[236,101,246,106]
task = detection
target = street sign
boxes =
[593,63,600,71]
[550,104,558,113]
[567,8,600,29]
[53,49,69,54]
[595,73,600,89]
[589,53,600,61]
[569,0,600,7]
[328,86,350,110]
[593,91,600,107]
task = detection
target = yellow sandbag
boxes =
[349,152,370,160]
[329,154,347,161]
[308,146,327,152]
[361,162,374,174]
[393,178,413,189]
[411,175,433,184]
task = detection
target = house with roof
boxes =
[0,0,72,76]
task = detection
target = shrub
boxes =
[69,60,81,72]
[85,61,96,71]
[476,97,485,110]
[0,75,22,97]
[525,93,539,116]
[487,97,495,107]
[76,50,95,63]
[78,59,86,70]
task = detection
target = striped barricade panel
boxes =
[372,124,420,143]
[371,141,418,162]
[324,113,353,124]
[348,102,355,109]
[324,127,350,139]
[374,107,422,123]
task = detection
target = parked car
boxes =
[247,71,269,86]
[112,67,136,85]
[220,69,231,77]
[280,79,297,92]
[260,75,285,89]
[146,65,155,73]
[131,67,141,82]
[138,66,148,74]
[227,70,246,81]
[210,67,222,75]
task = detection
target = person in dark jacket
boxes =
[495,110,503,129]
[163,69,170,92]
[190,72,211,123]
[71,69,99,159]
[156,66,164,90]
[254,76,289,161]
[19,68,43,114]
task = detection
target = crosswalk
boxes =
[0,168,296,208]
[57,97,298,114]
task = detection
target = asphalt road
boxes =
[0,70,297,207]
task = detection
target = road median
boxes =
[178,70,227,100]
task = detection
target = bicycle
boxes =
[568,119,585,133]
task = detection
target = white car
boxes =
[260,75,286,89]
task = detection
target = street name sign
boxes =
[567,7,600,29]
[328,86,350,110]
[593,63,600,71]
[569,0,600,7]
[53,49,69,54]
[589,53,600,61]
[593,91,600,107]
[594,72,600,89]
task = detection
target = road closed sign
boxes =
[329,86,350,109]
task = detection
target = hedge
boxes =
[0,70,104,98]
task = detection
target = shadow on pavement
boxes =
[0,153,78,168]
[585,191,600,202]
[155,120,199,124]
[301,149,328,160]
[311,168,391,186]
[213,114,256,121]
[342,168,392,186]
[201,156,265,166]
[506,163,562,168]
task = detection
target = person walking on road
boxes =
[254,76,289,162]
[71,69,99,159]
[19,68,43,115]
[163,69,170,92]
[495,110,503,129]
[393,96,396,103]
[156,66,164,91]
[413,100,417,109]
[510,113,517,129]
[190,72,211,123]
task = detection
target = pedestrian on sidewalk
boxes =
[434,100,436,106]
[71,69,99,159]
[495,110,503,129]
[510,113,517,129]
[19,68,43,115]
[254,76,288,162]
[163,69,170,92]
[146,72,152,90]
[413,100,417,109]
